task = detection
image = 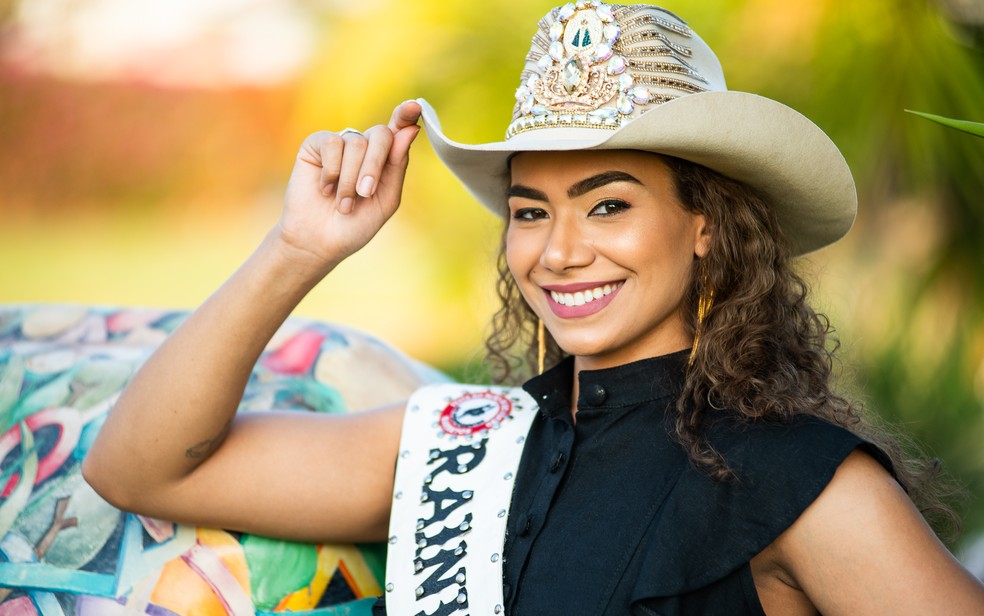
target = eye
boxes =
[590,199,631,217]
[512,207,548,221]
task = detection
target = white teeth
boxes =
[549,283,622,306]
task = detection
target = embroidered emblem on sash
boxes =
[385,385,538,616]
[439,391,512,436]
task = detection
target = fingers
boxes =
[312,132,343,196]
[297,101,422,215]
[374,124,420,205]
[388,99,422,134]
[311,126,389,215]
[356,125,395,198]
[374,100,422,196]
[331,129,367,214]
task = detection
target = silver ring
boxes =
[339,127,364,137]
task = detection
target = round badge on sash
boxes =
[439,392,513,437]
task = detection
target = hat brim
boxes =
[418,91,855,256]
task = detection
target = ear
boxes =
[693,215,712,258]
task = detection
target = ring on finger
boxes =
[339,127,364,138]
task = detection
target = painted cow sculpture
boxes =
[0,305,446,615]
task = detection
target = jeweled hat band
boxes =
[507,1,727,139]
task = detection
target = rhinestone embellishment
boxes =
[525,3,620,118]
[507,2,708,139]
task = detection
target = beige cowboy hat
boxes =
[417,1,856,256]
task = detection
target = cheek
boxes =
[504,228,522,278]
[505,229,546,309]
[610,213,698,282]
[504,226,537,276]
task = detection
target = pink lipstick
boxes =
[542,281,623,319]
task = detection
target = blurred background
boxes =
[1,0,983,548]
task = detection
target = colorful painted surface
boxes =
[0,304,446,615]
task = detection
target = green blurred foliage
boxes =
[908,110,984,137]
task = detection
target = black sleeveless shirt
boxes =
[375,352,890,615]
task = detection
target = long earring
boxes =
[689,264,715,366]
[537,318,546,375]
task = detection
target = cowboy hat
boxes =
[417,1,856,256]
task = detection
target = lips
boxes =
[543,281,624,319]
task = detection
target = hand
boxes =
[278,100,422,271]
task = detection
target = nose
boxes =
[539,215,594,273]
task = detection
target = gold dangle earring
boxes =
[689,263,715,366]
[537,318,546,375]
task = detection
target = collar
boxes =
[522,350,689,419]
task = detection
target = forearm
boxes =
[83,109,421,518]
[83,229,336,504]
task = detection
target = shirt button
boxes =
[582,382,607,406]
[550,451,566,473]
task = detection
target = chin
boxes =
[551,335,619,361]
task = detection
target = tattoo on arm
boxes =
[185,419,233,459]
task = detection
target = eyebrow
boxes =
[507,171,644,202]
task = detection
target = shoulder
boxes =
[703,413,888,477]
[694,414,895,520]
[639,414,888,595]
[767,449,984,614]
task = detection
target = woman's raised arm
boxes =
[81,101,422,543]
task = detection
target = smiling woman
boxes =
[81,2,984,615]
[506,151,707,371]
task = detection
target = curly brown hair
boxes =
[484,153,962,540]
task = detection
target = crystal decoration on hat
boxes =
[507,1,710,139]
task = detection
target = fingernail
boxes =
[323,183,335,197]
[339,197,353,214]
[358,176,375,197]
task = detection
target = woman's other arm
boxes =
[763,450,984,615]
[82,102,422,544]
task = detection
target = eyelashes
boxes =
[590,199,631,216]
[512,207,548,221]
[510,199,632,221]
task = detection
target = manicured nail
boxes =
[357,176,375,197]
[339,197,353,214]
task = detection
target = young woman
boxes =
[83,2,984,614]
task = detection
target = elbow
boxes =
[82,448,182,517]
[81,452,133,511]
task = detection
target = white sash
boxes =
[384,384,538,615]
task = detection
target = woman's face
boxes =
[506,150,710,370]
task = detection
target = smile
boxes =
[549,282,623,307]
[542,281,624,319]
